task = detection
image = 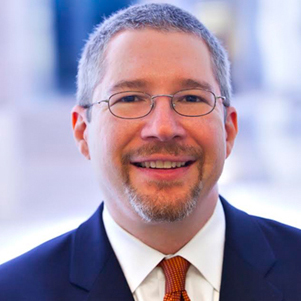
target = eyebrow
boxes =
[108,78,214,94]
[179,79,213,91]
[108,79,149,93]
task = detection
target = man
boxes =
[1,3,301,301]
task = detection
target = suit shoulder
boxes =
[251,215,301,257]
[0,229,75,293]
[221,197,301,245]
[252,215,301,240]
[221,197,301,261]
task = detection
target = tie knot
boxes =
[159,256,190,294]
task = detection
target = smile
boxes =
[133,160,193,169]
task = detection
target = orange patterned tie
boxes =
[159,256,191,301]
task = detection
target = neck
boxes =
[107,188,219,254]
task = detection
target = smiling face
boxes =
[72,29,237,226]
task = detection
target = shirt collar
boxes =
[176,200,225,291]
[103,198,225,293]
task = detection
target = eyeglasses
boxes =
[84,89,227,119]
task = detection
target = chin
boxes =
[124,182,202,223]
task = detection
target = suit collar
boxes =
[220,197,283,301]
[68,198,284,300]
[69,203,134,300]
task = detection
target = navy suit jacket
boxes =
[1,197,301,301]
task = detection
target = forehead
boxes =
[95,29,219,97]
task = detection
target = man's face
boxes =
[73,29,237,225]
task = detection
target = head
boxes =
[72,3,237,227]
[76,3,232,119]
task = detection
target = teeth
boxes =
[139,161,187,169]
[163,161,171,168]
[156,161,164,168]
[150,161,156,168]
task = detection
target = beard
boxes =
[121,142,204,223]
[125,180,202,222]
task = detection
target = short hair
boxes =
[76,3,231,112]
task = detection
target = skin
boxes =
[72,29,238,254]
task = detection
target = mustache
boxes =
[121,142,203,164]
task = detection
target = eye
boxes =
[121,95,140,102]
[183,95,203,102]
[179,94,208,104]
[111,93,148,106]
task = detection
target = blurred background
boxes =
[1,0,301,264]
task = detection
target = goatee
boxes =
[121,142,204,222]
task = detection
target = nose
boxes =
[140,97,186,141]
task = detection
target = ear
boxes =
[224,106,238,158]
[71,105,91,160]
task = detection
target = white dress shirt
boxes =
[103,199,225,301]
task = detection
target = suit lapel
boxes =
[86,253,134,301]
[68,198,284,300]
[219,197,283,301]
[69,203,134,301]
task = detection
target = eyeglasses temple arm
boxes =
[216,96,229,107]
[82,100,109,109]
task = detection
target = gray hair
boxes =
[76,3,231,112]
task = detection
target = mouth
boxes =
[132,160,194,169]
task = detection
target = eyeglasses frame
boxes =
[83,88,228,120]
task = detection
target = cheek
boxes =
[95,123,119,167]
[87,121,124,196]
[195,119,227,170]
[90,117,139,170]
